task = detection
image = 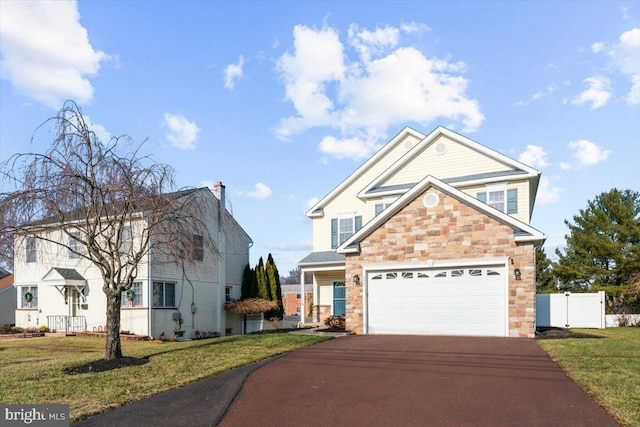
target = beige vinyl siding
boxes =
[312,133,422,251]
[384,135,513,187]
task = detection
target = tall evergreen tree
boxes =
[535,246,556,292]
[554,188,640,290]
[255,257,269,300]
[266,253,284,318]
[241,263,254,299]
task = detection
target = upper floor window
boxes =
[192,234,204,262]
[374,197,398,216]
[477,188,517,214]
[20,286,38,308]
[26,237,37,263]
[69,232,81,259]
[331,215,362,249]
[225,286,232,302]
[120,225,132,255]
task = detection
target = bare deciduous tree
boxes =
[0,101,213,360]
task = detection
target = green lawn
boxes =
[0,333,330,421]
[538,328,640,427]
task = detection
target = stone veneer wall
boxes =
[344,188,536,337]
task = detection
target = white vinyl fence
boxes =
[536,291,605,329]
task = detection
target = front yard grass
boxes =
[0,333,330,421]
[538,328,640,427]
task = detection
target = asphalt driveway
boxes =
[219,335,619,427]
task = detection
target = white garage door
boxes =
[367,265,507,336]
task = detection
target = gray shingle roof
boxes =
[298,251,345,266]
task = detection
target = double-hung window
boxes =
[120,225,132,255]
[374,197,398,216]
[477,186,518,214]
[332,280,346,316]
[331,215,362,249]
[69,232,81,259]
[121,281,143,307]
[20,286,38,309]
[26,237,37,263]
[192,234,204,262]
[153,281,176,307]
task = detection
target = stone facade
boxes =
[344,187,536,337]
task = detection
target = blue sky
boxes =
[1,1,639,275]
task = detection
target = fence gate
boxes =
[536,291,605,329]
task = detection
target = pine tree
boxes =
[554,188,640,290]
[535,246,556,292]
[265,253,284,318]
[241,263,254,299]
[255,257,269,300]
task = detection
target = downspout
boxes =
[147,242,152,339]
[214,182,226,335]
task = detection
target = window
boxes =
[477,188,518,214]
[331,216,362,249]
[332,280,346,316]
[192,234,204,261]
[296,293,301,299]
[451,269,464,277]
[225,286,232,302]
[121,282,143,307]
[153,281,176,307]
[20,286,38,308]
[26,237,36,263]
[374,197,397,216]
[69,232,81,259]
[120,225,132,255]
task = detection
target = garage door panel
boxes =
[367,265,506,337]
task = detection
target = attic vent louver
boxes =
[423,192,440,208]
[435,141,448,155]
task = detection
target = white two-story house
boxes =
[13,183,252,339]
[299,127,545,337]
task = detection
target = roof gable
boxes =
[306,127,426,217]
[358,126,540,199]
[337,175,545,253]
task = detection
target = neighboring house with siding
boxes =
[0,268,16,326]
[298,126,545,338]
[281,284,312,316]
[12,183,252,338]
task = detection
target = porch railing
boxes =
[47,315,87,333]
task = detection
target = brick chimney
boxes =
[213,181,225,213]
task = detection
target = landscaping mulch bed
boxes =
[64,357,149,375]
[536,327,603,340]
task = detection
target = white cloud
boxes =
[164,113,200,150]
[568,139,611,165]
[0,0,108,109]
[305,197,320,213]
[319,135,381,160]
[519,145,549,168]
[224,56,244,89]
[400,21,431,35]
[536,177,563,205]
[274,23,484,160]
[559,162,571,171]
[247,183,272,200]
[264,240,312,251]
[84,115,111,144]
[591,42,604,53]
[517,85,556,105]
[572,76,612,109]
[608,28,640,104]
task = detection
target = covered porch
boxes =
[42,267,88,333]
[298,251,346,326]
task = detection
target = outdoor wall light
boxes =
[514,268,522,280]
[353,274,361,286]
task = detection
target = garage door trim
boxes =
[362,257,510,336]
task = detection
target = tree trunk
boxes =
[105,292,123,360]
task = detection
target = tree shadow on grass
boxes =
[64,357,149,375]
[536,327,604,340]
